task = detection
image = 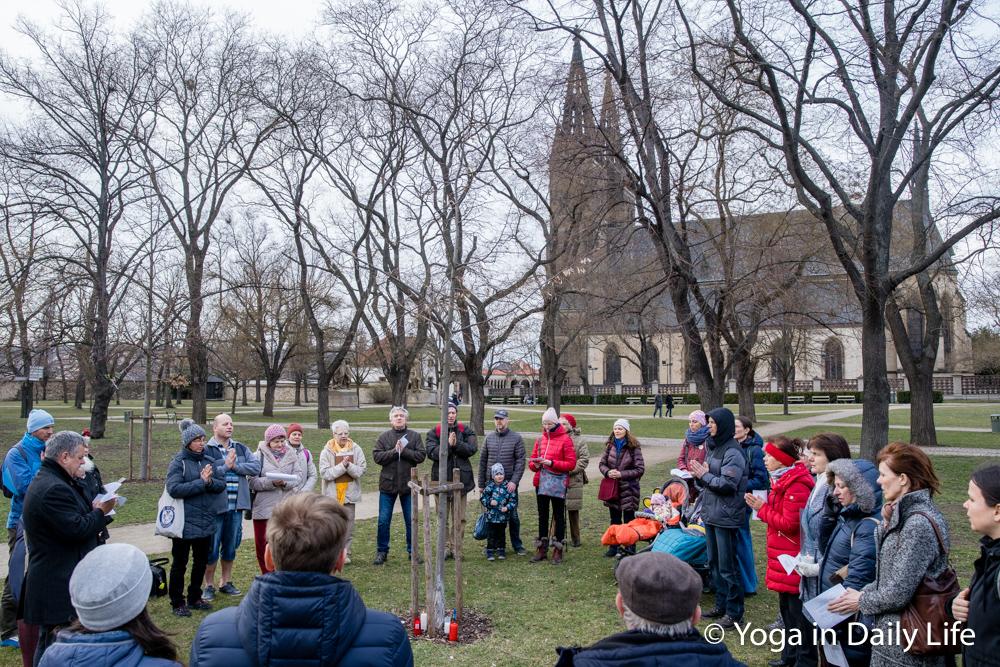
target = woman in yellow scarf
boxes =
[319,420,367,564]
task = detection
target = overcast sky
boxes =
[0,0,327,53]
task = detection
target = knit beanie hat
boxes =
[542,407,559,424]
[491,462,505,478]
[614,418,631,432]
[688,410,707,427]
[264,424,287,444]
[178,418,206,448]
[26,409,55,434]
[69,543,152,632]
[287,423,304,436]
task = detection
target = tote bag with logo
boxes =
[155,486,185,539]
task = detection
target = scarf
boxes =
[770,465,792,482]
[685,425,710,446]
[614,437,627,454]
[269,443,287,461]
[325,437,355,504]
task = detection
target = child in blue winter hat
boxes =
[480,463,518,561]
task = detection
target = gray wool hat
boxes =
[491,462,505,478]
[69,543,152,631]
[616,551,702,625]
[179,418,206,448]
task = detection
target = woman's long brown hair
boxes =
[66,609,178,661]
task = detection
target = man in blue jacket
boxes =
[201,413,260,601]
[1,408,55,648]
[190,492,413,667]
[555,552,745,666]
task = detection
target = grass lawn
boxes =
[0,453,990,667]
[832,403,1000,429]
[781,425,1000,450]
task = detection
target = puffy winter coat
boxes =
[859,489,951,667]
[696,408,749,529]
[740,433,769,493]
[249,444,307,520]
[372,428,426,495]
[528,424,576,488]
[40,629,182,667]
[319,440,367,505]
[958,535,1000,667]
[189,570,413,667]
[817,458,881,593]
[480,481,517,523]
[427,421,478,493]
[555,629,747,667]
[22,459,111,627]
[756,462,814,594]
[565,437,590,512]
[478,428,525,489]
[204,439,261,512]
[165,446,227,540]
[599,441,646,513]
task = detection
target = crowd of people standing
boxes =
[0,402,997,666]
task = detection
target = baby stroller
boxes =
[610,476,711,588]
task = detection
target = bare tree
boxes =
[677,0,1000,458]
[135,2,281,423]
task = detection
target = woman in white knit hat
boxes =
[39,543,181,666]
[598,418,646,558]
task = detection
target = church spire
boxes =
[599,72,622,155]
[556,36,597,140]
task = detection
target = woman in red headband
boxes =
[744,435,815,667]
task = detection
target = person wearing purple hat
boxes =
[249,425,306,574]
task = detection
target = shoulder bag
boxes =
[536,435,567,499]
[898,511,961,656]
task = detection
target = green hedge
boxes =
[528,391,866,406]
[896,390,944,404]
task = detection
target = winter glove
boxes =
[796,553,820,577]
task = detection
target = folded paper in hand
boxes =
[265,472,299,483]
[778,553,801,576]
[803,583,851,629]
[95,478,126,516]
[670,468,692,480]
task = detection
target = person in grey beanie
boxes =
[39,543,181,666]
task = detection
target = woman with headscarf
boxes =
[688,408,749,629]
[319,420,367,564]
[598,418,645,558]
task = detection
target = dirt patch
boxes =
[395,607,494,644]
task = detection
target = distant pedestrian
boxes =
[653,394,663,418]
[665,394,674,418]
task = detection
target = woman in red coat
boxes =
[745,435,814,667]
[528,407,576,564]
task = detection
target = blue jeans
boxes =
[376,492,412,555]
[736,512,759,594]
[208,510,243,564]
[706,524,744,620]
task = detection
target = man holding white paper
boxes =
[372,407,425,565]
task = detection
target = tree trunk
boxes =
[303,377,309,403]
[388,366,411,407]
[231,382,239,414]
[859,296,891,461]
[90,298,114,438]
[241,380,248,407]
[466,372,486,436]
[263,378,277,417]
[74,371,86,410]
[315,354,331,429]
[89,379,114,440]
[906,372,938,446]
[187,340,208,424]
[294,374,302,406]
[19,382,33,420]
[255,379,261,403]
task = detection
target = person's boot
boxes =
[550,540,564,565]
[569,511,581,547]
[530,538,548,563]
[604,544,619,558]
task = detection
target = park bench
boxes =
[787,395,805,404]
[505,396,522,405]
[836,395,856,404]
[625,396,643,405]
[487,396,505,404]
[812,395,831,403]
[672,396,685,405]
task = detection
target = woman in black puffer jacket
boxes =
[951,464,1000,667]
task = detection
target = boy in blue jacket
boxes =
[190,493,412,667]
[481,463,518,561]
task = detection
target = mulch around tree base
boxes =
[397,608,494,644]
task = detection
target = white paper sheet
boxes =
[803,583,851,629]
[95,478,126,516]
[778,553,801,576]
[751,490,768,521]
[670,468,692,479]
[265,472,299,482]
[822,642,849,667]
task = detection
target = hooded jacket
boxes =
[3,432,46,529]
[817,458,881,593]
[39,630,182,667]
[165,445,227,540]
[555,628,747,667]
[189,571,413,667]
[696,408,749,529]
[757,462,814,594]
[426,421,478,493]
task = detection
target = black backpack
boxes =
[1,445,28,499]
[148,558,169,597]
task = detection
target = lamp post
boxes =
[588,365,597,405]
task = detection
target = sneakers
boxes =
[188,599,212,611]
[0,637,19,649]
[218,582,241,596]
[373,552,387,566]
[718,615,739,629]
[172,605,192,618]
[514,547,527,556]
[497,550,506,560]
[486,552,496,562]
[201,585,215,601]
[702,607,725,619]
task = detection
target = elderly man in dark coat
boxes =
[21,430,116,664]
